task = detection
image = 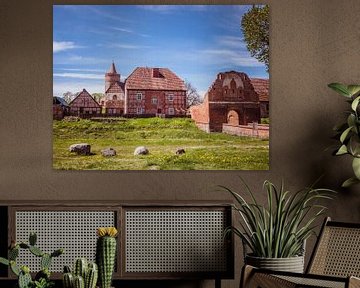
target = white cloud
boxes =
[53,54,109,65]
[104,43,152,49]
[202,49,263,67]
[53,41,82,53]
[112,27,133,33]
[112,27,150,38]
[217,36,247,49]
[54,68,105,73]
[53,73,104,80]
[137,5,208,13]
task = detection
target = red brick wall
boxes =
[126,90,186,115]
[191,71,261,132]
[208,71,259,103]
[189,96,209,124]
[223,123,269,139]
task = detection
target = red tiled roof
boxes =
[250,78,269,102]
[105,81,124,94]
[126,67,186,91]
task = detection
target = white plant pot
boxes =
[245,254,305,273]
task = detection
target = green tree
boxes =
[241,5,269,72]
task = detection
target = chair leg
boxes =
[240,265,255,288]
[349,276,360,288]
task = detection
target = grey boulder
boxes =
[101,148,116,157]
[69,143,91,155]
[134,146,149,155]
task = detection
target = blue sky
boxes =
[53,5,268,97]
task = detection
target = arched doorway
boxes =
[227,110,239,125]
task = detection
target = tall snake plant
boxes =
[222,179,335,258]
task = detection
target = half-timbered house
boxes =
[69,89,101,116]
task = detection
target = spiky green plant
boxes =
[96,227,118,288]
[222,179,335,258]
[328,83,360,187]
[63,260,98,288]
[0,232,63,288]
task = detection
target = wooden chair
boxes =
[241,217,360,288]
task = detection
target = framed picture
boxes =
[53,5,269,170]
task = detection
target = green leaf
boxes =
[352,157,360,179]
[342,177,360,188]
[347,135,360,156]
[328,83,351,97]
[351,96,360,111]
[347,114,356,128]
[0,257,9,266]
[347,85,360,97]
[336,144,348,155]
[10,261,20,276]
[340,126,353,143]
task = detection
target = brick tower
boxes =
[105,61,120,91]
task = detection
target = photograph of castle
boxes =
[53,5,269,170]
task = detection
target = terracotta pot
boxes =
[245,254,305,273]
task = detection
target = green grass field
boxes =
[53,117,269,170]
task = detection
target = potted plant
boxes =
[328,83,360,187]
[222,179,334,273]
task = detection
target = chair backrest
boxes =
[307,217,360,277]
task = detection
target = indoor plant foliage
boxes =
[0,232,63,288]
[96,227,118,288]
[223,180,334,260]
[328,83,360,187]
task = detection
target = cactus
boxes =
[29,232,37,246]
[18,270,32,288]
[85,263,98,288]
[74,275,85,288]
[63,272,74,288]
[63,260,98,288]
[41,253,52,270]
[0,233,63,288]
[29,245,44,257]
[10,260,21,276]
[0,257,9,266]
[96,227,118,288]
[74,258,87,279]
[9,246,19,260]
[51,248,64,258]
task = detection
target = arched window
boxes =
[113,95,117,100]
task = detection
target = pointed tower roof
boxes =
[107,61,117,74]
